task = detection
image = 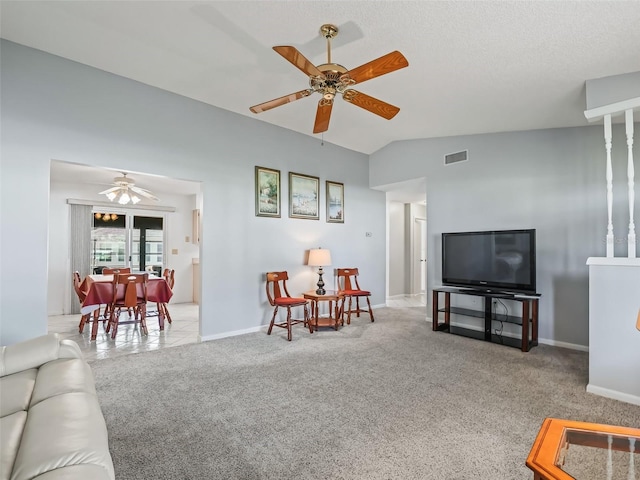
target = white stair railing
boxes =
[585,99,638,258]
[626,109,636,258]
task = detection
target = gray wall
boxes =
[370,125,638,348]
[0,40,386,345]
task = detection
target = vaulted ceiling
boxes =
[3,1,639,156]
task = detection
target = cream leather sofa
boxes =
[0,334,115,480]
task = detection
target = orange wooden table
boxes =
[302,290,343,331]
[526,417,640,479]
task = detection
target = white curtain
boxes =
[69,204,92,314]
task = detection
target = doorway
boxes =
[380,177,427,308]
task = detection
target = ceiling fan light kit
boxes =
[98,173,159,205]
[250,24,408,134]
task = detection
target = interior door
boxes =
[413,218,427,294]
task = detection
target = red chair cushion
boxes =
[274,297,307,306]
[342,290,371,296]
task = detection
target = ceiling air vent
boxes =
[444,150,468,165]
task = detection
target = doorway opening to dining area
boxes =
[48,160,203,359]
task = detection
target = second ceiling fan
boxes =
[250,24,409,134]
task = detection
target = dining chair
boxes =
[102,267,131,274]
[153,268,175,329]
[101,267,132,317]
[73,271,105,337]
[337,268,374,324]
[106,273,149,339]
[266,271,310,341]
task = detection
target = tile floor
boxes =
[48,303,200,361]
[49,295,426,361]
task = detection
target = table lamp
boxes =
[308,248,332,295]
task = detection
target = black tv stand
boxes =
[431,286,539,352]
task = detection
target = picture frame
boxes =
[255,166,281,217]
[326,181,344,223]
[289,172,319,220]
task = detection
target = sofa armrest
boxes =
[0,334,82,377]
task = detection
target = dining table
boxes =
[80,274,173,340]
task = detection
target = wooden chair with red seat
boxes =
[73,271,105,338]
[266,271,310,341]
[155,268,175,327]
[337,268,375,324]
[101,267,132,318]
[107,273,149,339]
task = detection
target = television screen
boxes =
[442,229,536,294]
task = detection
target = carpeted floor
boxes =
[90,307,640,479]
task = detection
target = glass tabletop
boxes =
[559,429,638,479]
[527,418,640,480]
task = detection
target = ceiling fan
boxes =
[98,173,159,205]
[250,24,409,134]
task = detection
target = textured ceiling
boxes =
[2,1,640,158]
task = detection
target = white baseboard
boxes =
[200,325,264,342]
[386,294,424,300]
[537,338,588,352]
[200,303,390,341]
[586,384,640,406]
[200,306,387,341]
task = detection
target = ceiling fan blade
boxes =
[313,100,333,134]
[250,89,312,114]
[98,186,120,195]
[346,51,408,85]
[273,46,324,78]
[131,186,159,201]
[343,90,400,120]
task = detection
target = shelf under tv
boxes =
[432,286,539,352]
[443,306,523,326]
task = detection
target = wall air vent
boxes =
[444,150,468,165]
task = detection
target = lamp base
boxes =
[316,270,326,295]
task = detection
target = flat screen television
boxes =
[441,229,536,294]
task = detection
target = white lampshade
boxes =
[308,248,332,267]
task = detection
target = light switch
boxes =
[185,236,190,243]
[171,248,178,255]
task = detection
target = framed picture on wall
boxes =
[255,166,281,217]
[289,172,319,220]
[326,181,344,223]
